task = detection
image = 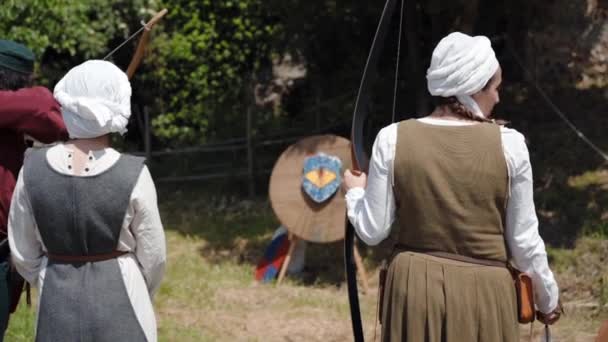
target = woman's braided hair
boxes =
[434,96,495,123]
[431,73,507,125]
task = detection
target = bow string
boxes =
[103,8,168,80]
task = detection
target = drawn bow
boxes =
[345,0,405,340]
[103,9,168,80]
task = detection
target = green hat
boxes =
[0,40,35,74]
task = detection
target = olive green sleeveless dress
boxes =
[381,119,518,341]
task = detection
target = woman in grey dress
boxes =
[8,60,166,342]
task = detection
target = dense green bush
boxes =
[141,1,279,144]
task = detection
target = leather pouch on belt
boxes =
[511,268,535,323]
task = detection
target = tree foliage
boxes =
[142,0,279,143]
[0,0,159,82]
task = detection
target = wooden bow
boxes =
[126,9,168,79]
[103,9,168,80]
[345,0,404,340]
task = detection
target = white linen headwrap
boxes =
[426,32,499,118]
[54,60,132,139]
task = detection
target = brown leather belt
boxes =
[393,244,506,268]
[46,250,128,263]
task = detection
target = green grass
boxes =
[5,187,608,340]
[5,299,36,341]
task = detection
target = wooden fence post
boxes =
[246,105,255,197]
[315,87,321,132]
[144,107,152,161]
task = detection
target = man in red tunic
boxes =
[0,39,67,336]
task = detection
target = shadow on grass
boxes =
[156,182,394,288]
[158,182,275,253]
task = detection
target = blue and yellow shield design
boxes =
[302,153,343,203]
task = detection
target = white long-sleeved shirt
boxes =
[8,144,166,342]
[345,117,559,314]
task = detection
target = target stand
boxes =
[268,135,370,293]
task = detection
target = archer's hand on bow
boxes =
[344,169,367,191]
[537,300,564,325]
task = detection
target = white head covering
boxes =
[54,60,132,139]
[426,32,499,118]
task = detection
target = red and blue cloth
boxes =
[254,230,290,283]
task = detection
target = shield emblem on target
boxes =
[269,135,352,243]
[301,153,343,204]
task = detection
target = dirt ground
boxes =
[152,231,607,342]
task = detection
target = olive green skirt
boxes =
[381,252,519,342]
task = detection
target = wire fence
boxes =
[129,104,352,197]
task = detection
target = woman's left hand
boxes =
[536,300,564,325]
[536,310,561,325]
[343,169,367,191]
